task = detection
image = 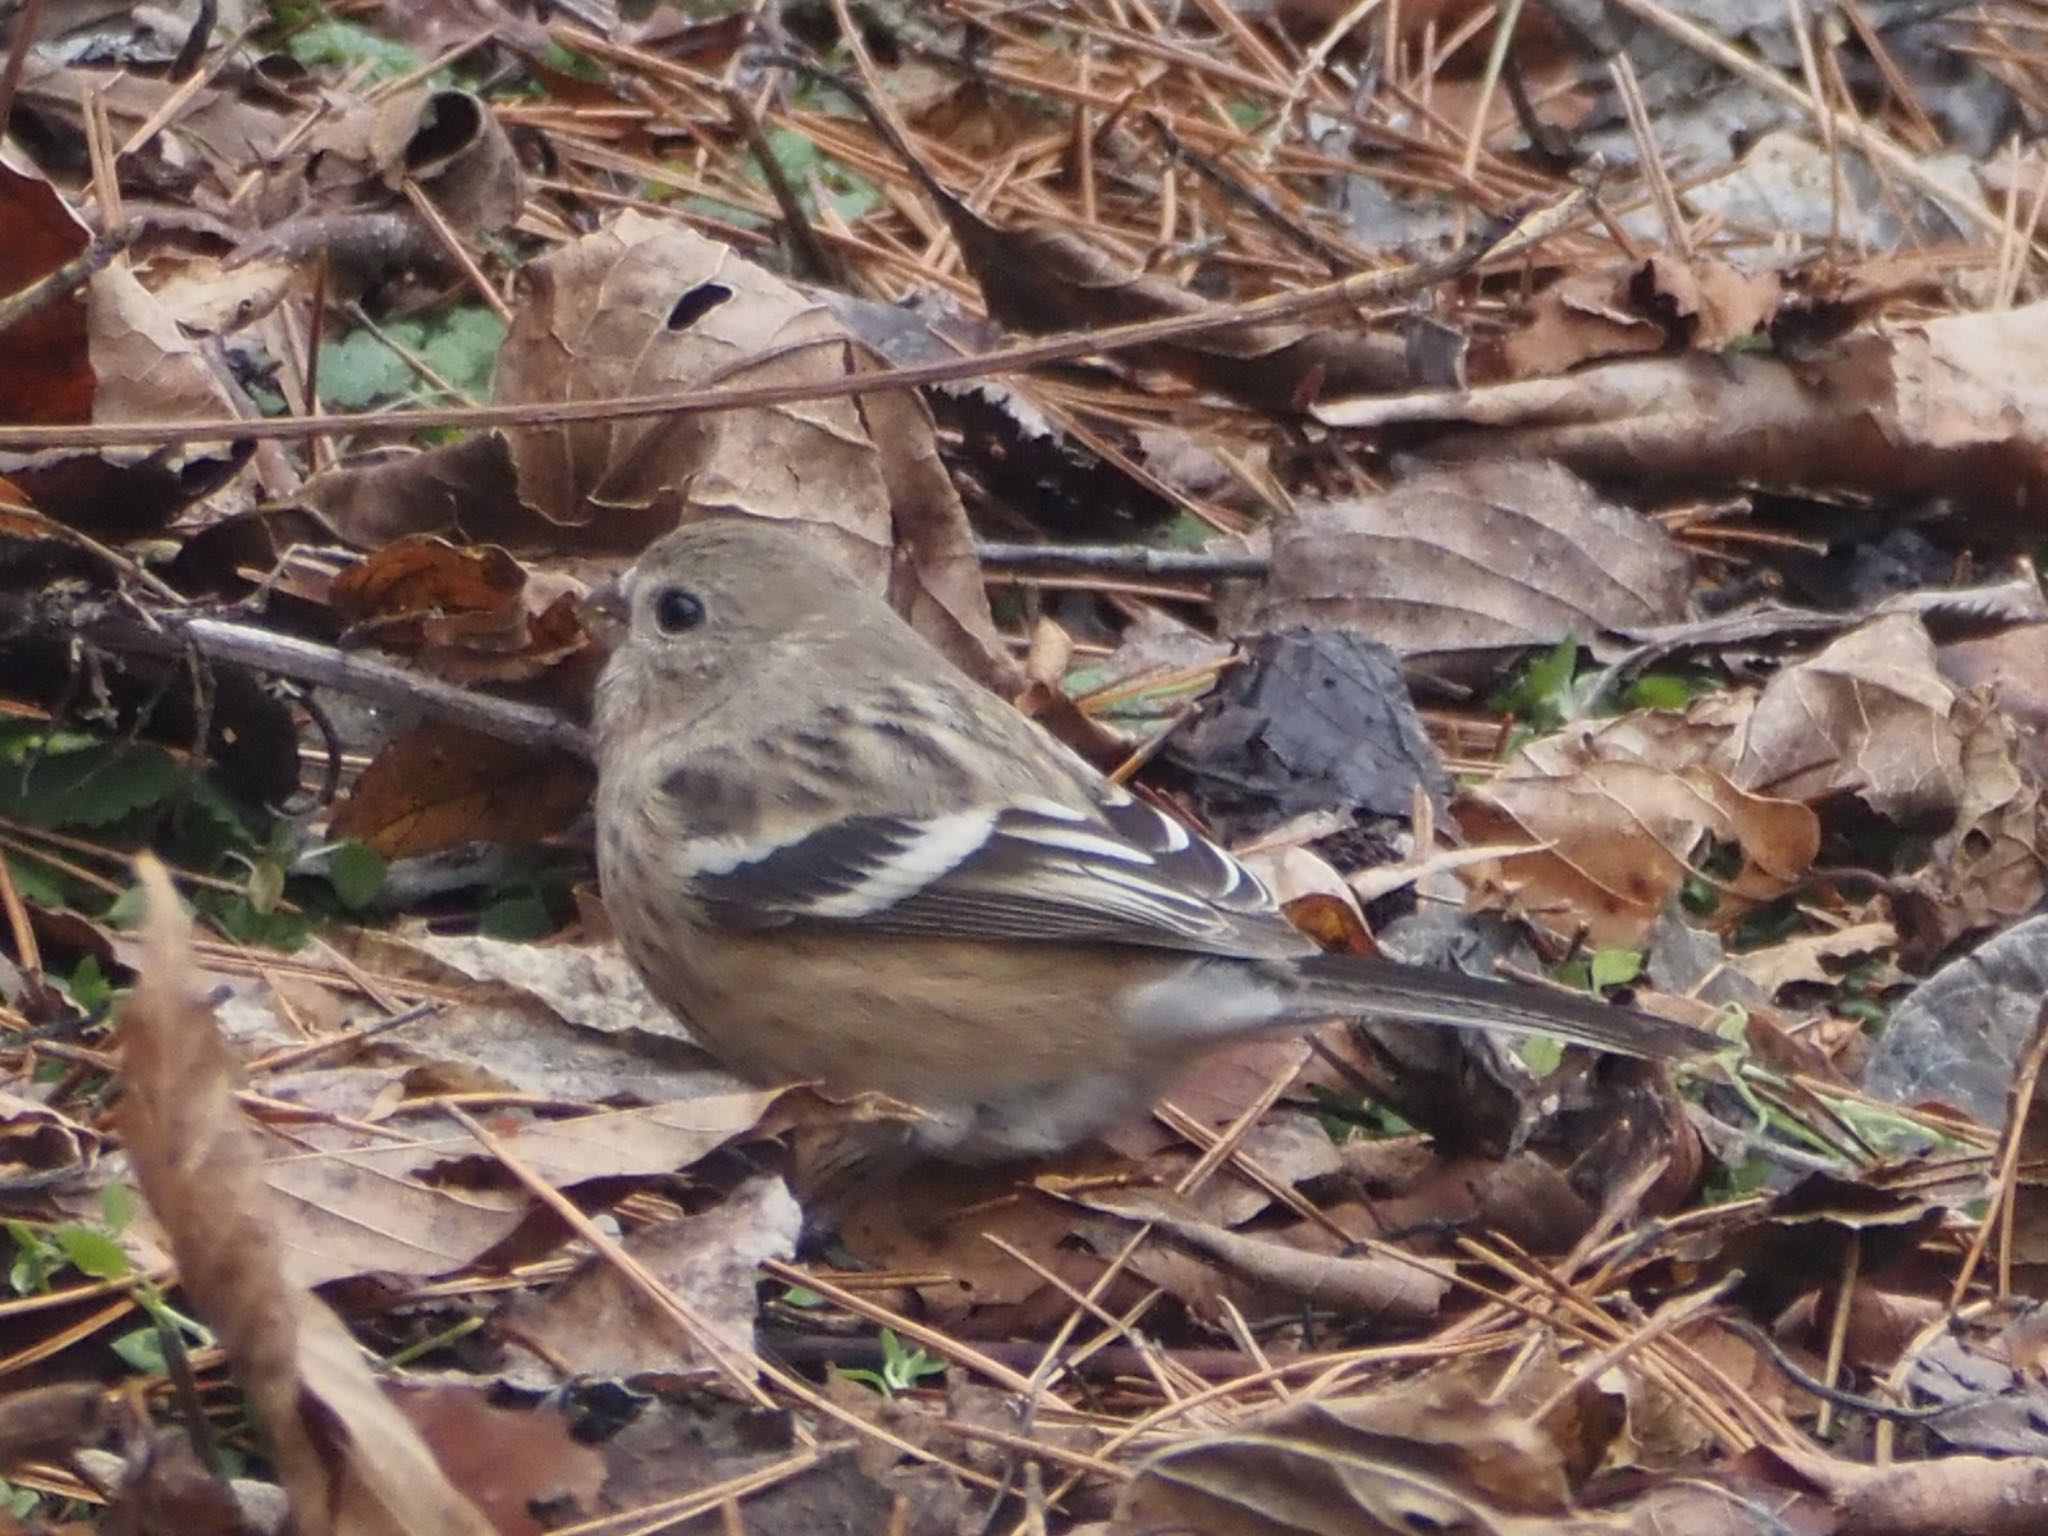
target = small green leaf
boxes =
[327,840,387,910]
[101,1182,137,1234]
[1518,1035,1565,1076]
[7,1222,53,1294]
[480,886,553,941]
[317,306,506,409]
[3,851,69,908]
[204,894,310,950]
[285,17,422,80]
[876,1329,944,1392]
[0,1478,41,1519]
[538,39,606,82]
[0,743,180,830]
[0,724,97,762]
[316,330,416,409]
[1622,671,1707,711]
[66,954,112,1012]
[1492,638,1582,733]
[186,776,260,850]
[111,1326,168,1375]
[1588,949,1643,990]
[53,1225,130,1281]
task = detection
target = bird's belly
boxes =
[620,920,1172,1155]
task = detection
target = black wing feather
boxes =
[689,794,1309,959]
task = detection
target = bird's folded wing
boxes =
[678,792,1313,959]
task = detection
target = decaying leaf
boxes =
[0,148,93,427]
[330,724,595,859]
[1259,461,1692,675]
[497,1173,800,1382]
[328,535,593,684]
[0,1088,100,1193]
[1496,254,1781,378]
[491,213,1012,686]
[1731,614,1967,822]
[1118,1380,1578,1534]
[1457,755,1817,947]
[1864,914,2048,1128]
[937,194,1410,409]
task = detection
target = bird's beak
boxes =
[580,569,634,648]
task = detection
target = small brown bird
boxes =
[593,519,1718,1161]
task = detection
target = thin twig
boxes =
[0,185,1591,451]
[0,227,138,337]
[0,0,48,134]
[975,543,1268,579]
[63,609,593,761]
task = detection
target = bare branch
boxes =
[69,609,592,762]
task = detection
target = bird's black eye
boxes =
[653,586,706,634]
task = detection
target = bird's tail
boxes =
[1278,952,1724,1061]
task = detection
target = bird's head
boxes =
[591,518,877,753]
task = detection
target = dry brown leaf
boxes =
[295,434,526,550]
[940,200,1409,407]
[1498,267,1666,378]
[1457,758,1817,946]
[409,1093,789,1187]
[1727,921,1900,998]
[1493,254,1778,379]
[0,149,92,427]
[833,1164,1123,1332]
[1259,461,1691,669]
[305,87,526,238]
[497,1173,799,1381]
[369,89,525,234]
[0,1381,105,1472]
[491,213,1012,686]
[1731,614,1965,821]
[143,252,296,339]
[1631,253,1782,352]
[318,930,741,1106]
[330,535,527,633]
[117,857,495,1536]
[326,536,593,684]
[88,259,247,442]
[17,56,299,197]
[387,1385,605,1536]
[330,723,594,859]
[264,1153,531,1289]
[1610,1321,1814,1468]
[0,1088,101,1193]
[1941,623,2048,769]
[1776,1440,2048,1536]
[1117,1379,1575,1534]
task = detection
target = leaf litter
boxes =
[0,2,2047,1533]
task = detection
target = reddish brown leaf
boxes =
[0,153,93,427]
[331,724,594,858]
[330,535,526,635]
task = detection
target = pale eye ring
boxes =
[654,586,706,634]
